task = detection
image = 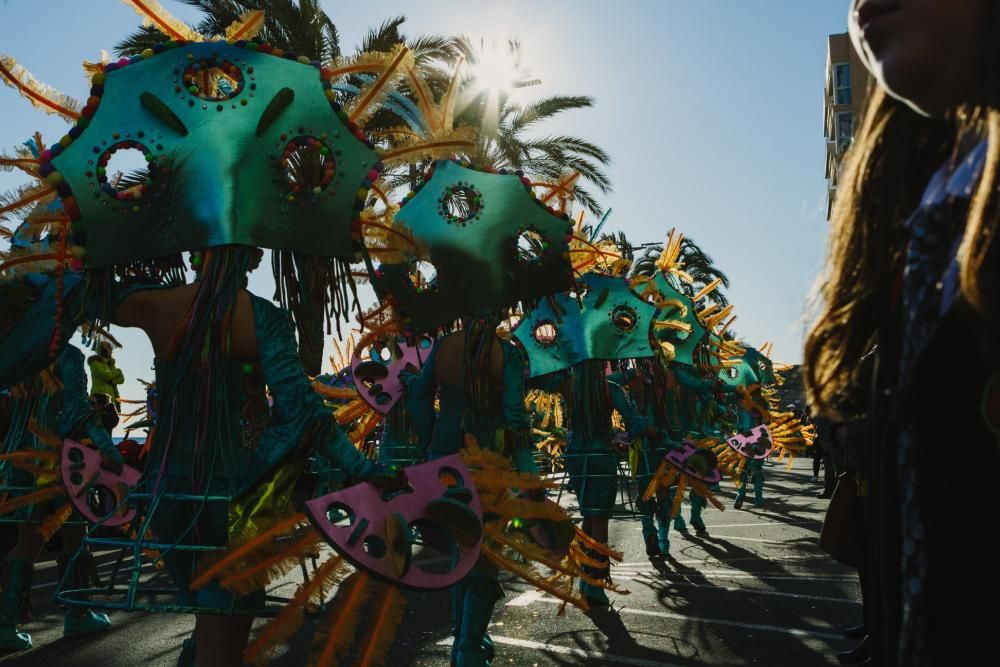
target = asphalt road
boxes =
[1,457,858,666]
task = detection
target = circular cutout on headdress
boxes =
[728,367,739,379]
[278,136,336,200]
[96,141,159,201]
[438,183,483,226]
[515,226,547,264]
[532,321,558,347]
[182,57,246,100]
[610,304,639,332]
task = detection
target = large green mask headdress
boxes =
[512,272,658,378]
[39,40,382,269]
[369,159,575,334]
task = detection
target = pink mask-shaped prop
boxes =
[725,425,773,460]
[351,334,434,414]
[305,454,482,589]
[665,440,723,485]
[61,439,141,528]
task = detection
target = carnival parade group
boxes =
[3,1,999,665]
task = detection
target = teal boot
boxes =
[578,548,611,607]
[453,572,501,667]
[690,495,707,534]
[0,560,33,651]
[668,488,687,531]
[639,505,660,557]
[752,470,765,507]
[59,552,111,638]
[655,503,671,554]
[734,468,749,509]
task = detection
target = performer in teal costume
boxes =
[720,348,774,509]
[612,361,685,556]
[562,360,649,601]
[0,344,123,650]
[0,34,416,665]
[402,317,535,667]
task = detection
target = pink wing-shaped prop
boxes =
[61,439,141,528]
[665,440,723,485]
[725,425,773,460]
[351,334,434,414]
[305,454,482,589]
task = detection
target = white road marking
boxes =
[436,635,682,666]
[530,596,843,640]
[613,570,856,582]
[615,554,839,567]
[506,588,549,607]
[625,576,860,604]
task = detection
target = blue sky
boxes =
[1,1,850,426]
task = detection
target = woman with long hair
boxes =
[805,2,999,663]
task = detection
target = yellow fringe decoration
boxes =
[37,502,73,542]
[481,544,589,611]
[377,130,477,167]
[0,182,57,223]
[190,512,307,590]
[0,450,60,466]
[347,46,414,126]
[487,496,568,523]
[312,383,359,401]
[120,0,203,42]
[0,55,80,120]
[0,485,66,516]
[219,531,322,595]
[244,555,347,666]
[357,583,407,667]
[310,572,372,667]
[26,419,63,448]
[224,9,265,41]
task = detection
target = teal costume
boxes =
[720,347,774,509]
[563,379,646,520]
[402,333,534,667]
[0,345,120,649]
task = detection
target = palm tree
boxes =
[446,38,612,216]
[116,0,343,60]
[631,236,730,307]
[115,4,614,368]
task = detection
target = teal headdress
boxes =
[368,159,575,334]
[42,41,382,269]
[719,346,775,388]
[632,271,707,366]
[512,272,659,378]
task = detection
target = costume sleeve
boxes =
[55,345,123,463]
[401,344,438,453]
[609,381,648,440]
[249,298,384,487]
[502,343,537,474]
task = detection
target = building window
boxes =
[833,62,851,105]
[836,111,853,153]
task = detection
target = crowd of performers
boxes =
[0,4,818,666]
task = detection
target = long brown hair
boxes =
[805,10,1000,418]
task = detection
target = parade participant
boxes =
[403,315,534,666]
[87,342,123,408]
[613,361,682,556]
[805,1,999,663]
[515,271,661,596]
[0,345,123,650]
[0,16,438,663]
